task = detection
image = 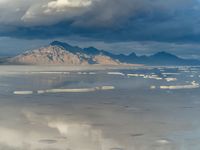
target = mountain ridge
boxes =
[3,41,200,66]
[8,42,121,65]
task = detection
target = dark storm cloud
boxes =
[0,0,200,43]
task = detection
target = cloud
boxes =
[0,0,200,43]
[47,0,92,8]
[21,0,95,26]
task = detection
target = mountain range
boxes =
[3,41,200,66]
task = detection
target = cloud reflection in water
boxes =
[0,111,122,150]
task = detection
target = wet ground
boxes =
[0,66,200,150]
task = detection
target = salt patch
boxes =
[162,73,180,75]
[150,85,156,89]
[29,71,69,74]
[143,75,162,80]
[14,91,33,95]
[165,78,177,82]
[101,86,115,90]
[37,86,115,94]
[128,74,162,80]
[44,88,96,93]
[160,81,199,90]
[127,74,144,77]
[107,72,125,76]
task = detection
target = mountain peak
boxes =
[128,52,137,58]
[50,41,61,45]
[50,41,72,48]
[83,47,101,55]
[50,41,83,54]
[152,51,178,58]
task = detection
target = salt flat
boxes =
[0,66,200,150]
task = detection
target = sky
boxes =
[0,0,200,58]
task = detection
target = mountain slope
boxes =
[126,51,200,65]
[6,41,200,66]
[9,46,88,65]
[9,43,120,65]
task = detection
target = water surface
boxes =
[0,66,200,150]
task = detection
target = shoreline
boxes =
[0,64,142,73]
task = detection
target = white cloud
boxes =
[1,0,193,27]
[0,0,200,47]
[20,0,96,26]
[47,0,92,9]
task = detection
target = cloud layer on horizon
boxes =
[0,0,200,43]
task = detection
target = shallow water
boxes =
[0,66,200,150]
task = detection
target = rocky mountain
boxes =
[6,41,200,66]
[9,41,120,65]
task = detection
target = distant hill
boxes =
[115,51,200,65]
[4,41,200,66]
[0,56,10,64]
